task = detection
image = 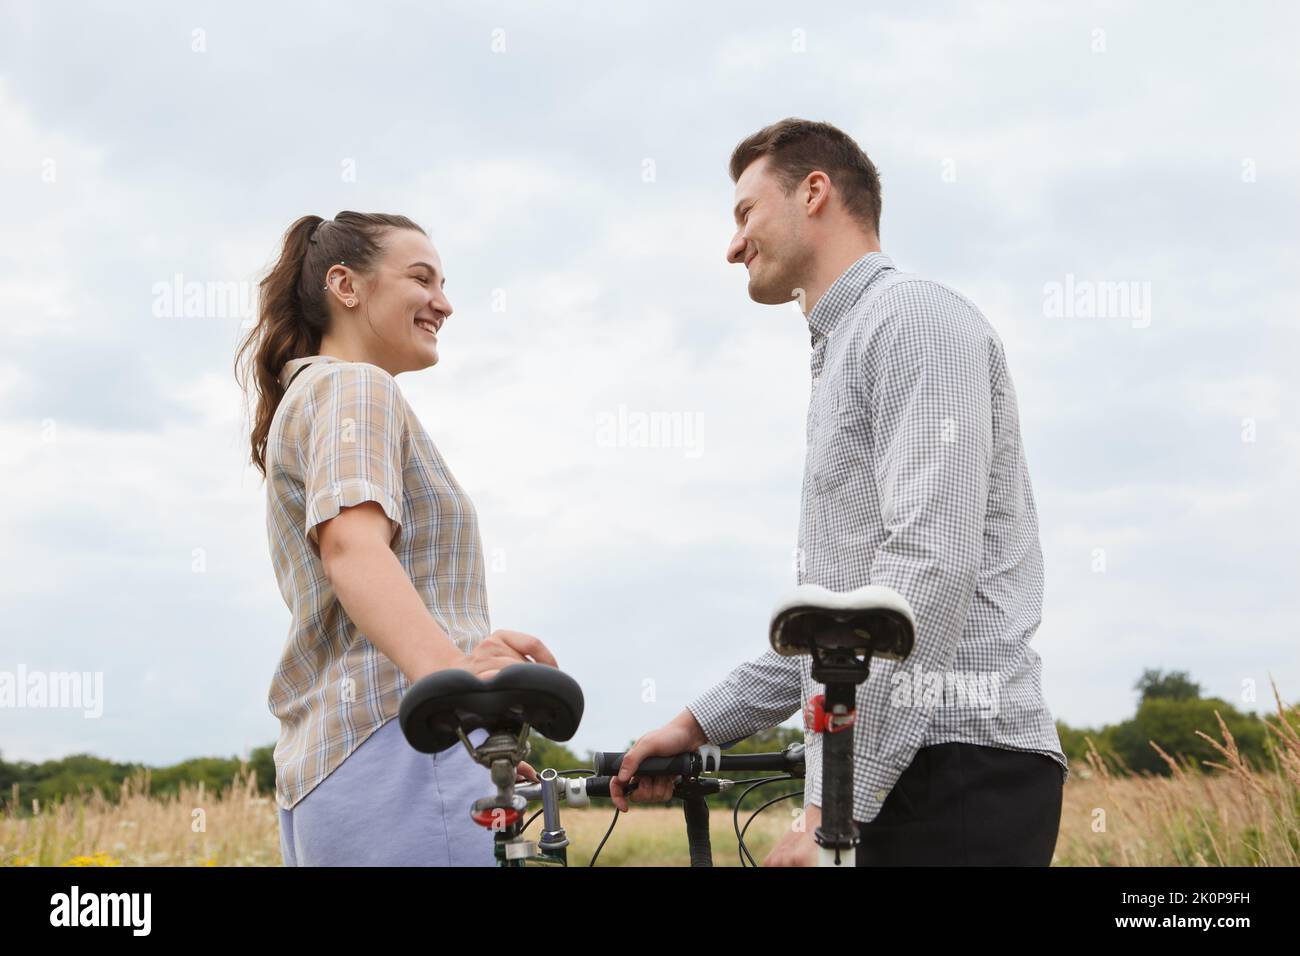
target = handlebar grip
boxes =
[592,751,696,777]
[582,776,612,799]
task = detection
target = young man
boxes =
[609,119,1069,866]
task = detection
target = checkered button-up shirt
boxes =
[263,356,491,810]
[688,253,1068,823]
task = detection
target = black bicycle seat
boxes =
[399,663,585,754]
[769,584,916,661]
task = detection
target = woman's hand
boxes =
[515,761,539,782]
[456,629,559,680]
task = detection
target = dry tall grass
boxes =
[1,769,281,867]
[1055,686,1300,866]
[5,689,1296,867]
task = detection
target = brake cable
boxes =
[740,788,804,866]
[589,806,620,866]
[515,768,803,866]
[732,775,787,866]
[733,775,803,866]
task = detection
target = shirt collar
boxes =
[278,354,343,390]
[805,251,897,340]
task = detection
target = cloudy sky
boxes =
[1,0,1297,769]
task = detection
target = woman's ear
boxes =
[324,262,359,307]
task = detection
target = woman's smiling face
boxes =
[339,227,454,374]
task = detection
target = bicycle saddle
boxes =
[399,663,585,754]
[769,584,916,661]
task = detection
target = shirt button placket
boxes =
[805,337,827,578]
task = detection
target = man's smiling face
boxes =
[725,155,810,306]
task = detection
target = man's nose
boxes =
[726,233,747,264]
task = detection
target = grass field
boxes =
[4,708,1297,867]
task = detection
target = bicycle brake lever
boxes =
[698,744,722,773]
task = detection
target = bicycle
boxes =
[398,584,915,867]
[398,661,805,865]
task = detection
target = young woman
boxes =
[236,211,557,866]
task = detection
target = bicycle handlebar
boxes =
[593,752,697,777]
[591,743,805,779]
[514,775,733,806]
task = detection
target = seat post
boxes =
[465,729,532,863]
[804,625,872,866]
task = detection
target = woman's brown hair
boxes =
[235,211,426,477]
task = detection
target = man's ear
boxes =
[803,170,832,217]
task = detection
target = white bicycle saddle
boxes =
[768,584,916,660]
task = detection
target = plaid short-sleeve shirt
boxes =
[263,355,491,811]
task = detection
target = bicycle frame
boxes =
[454,735,806,867]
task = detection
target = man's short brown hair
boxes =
[729,118,882,236]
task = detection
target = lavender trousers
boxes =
[278,718,496,866]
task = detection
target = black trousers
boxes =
[855,742,1064,866]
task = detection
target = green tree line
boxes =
[1055,669,1296,774]
[2,670,1294,816]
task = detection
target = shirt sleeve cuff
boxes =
[305,478,402,550]
[687,684,769,746]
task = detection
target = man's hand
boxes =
[609,709,709,812]
[763,803,821,867]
